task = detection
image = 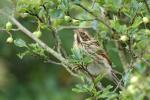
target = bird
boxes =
[73,29,122,89]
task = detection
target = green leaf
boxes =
[14,39,27,48]
[94,73,106,85]
[51,9,63,18]
[72,84,87,93]
[72,84,93,93]
[83,56,93,65]
[71,48,83,60]
[28,43,46,57]
[97,85,118,99]
[130,17,142,29]
[17,50,30,59]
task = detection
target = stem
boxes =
[44,59,62,66]
[9,16,80,78]
[143,0,150,14]
[81,64,99,91]
[48,27,62,53]
[41,4,51,25]
[26,10,43,22]
[75,3,114,33]
[9,16,65,62]
[141,58,150,66]
[57,26,92,32]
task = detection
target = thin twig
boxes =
[0,28,20,31]
[57,26,92,32]
[143,0,150,14]
[141,58,150,66]
[41,4,51,25]
[44,59,62,66]
[91,0,96,9]
[26,10,43,22]
[49,27,68,58]
[48,27,62,53]
[75,3,114,33]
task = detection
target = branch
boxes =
[44,59,62,66]
[56,25,92,32]
[48,27,62,54]
[0,28,20,32]
[75,3,114,33]
[143,0,150,14]
[141,58,150,66]
[9,16,80,78]
[9,16,65,62]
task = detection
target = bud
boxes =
[127,85,136,94]
[143,17,149,24]
[133,42,137,48]
[33,31,42,38]
[120,35,129,42]
[72,19,80,25]
[145,29,150,37]
[20,13,28,18]
[6,37,13,44]
[130,76,139,83]
[64,16,71,22]
[6,21,12,31]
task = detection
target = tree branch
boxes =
[9,16,80,78]
[9,17,65,61]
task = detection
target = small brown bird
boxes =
[73,29,121,87]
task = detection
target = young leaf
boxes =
[14,39,27,48]
[17,50,30,59]
[94,73,106,85]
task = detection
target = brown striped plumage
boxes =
[73,29,121,87]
